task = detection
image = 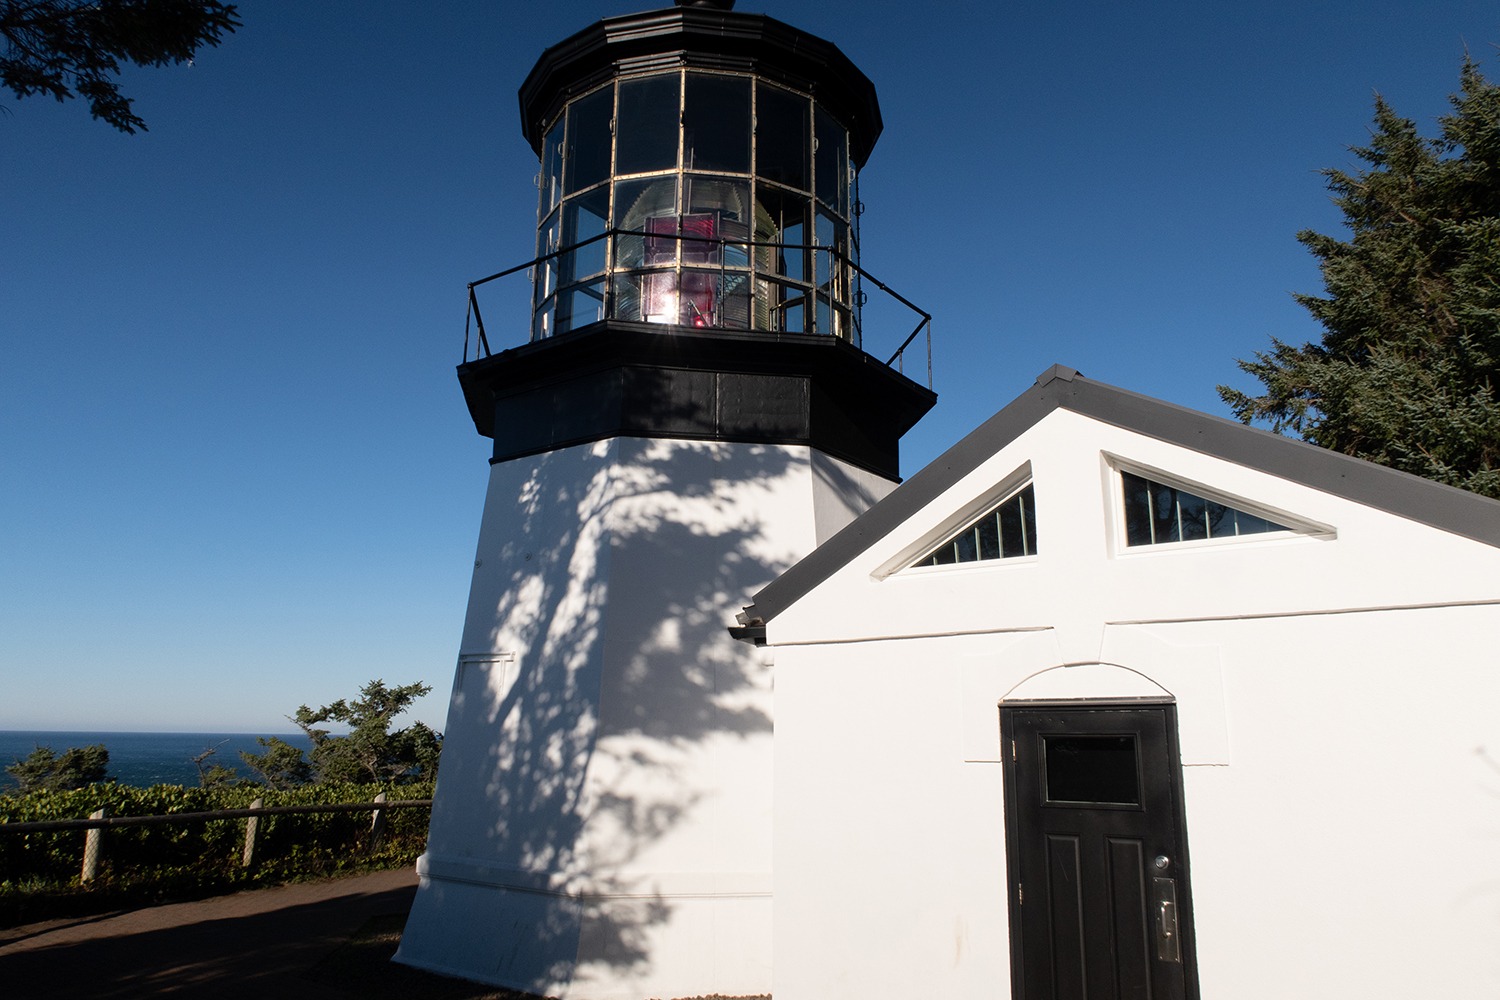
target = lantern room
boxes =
[520,0,879,344]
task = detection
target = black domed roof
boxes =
[518,4,882,167]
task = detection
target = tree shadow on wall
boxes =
[419,435,802,993]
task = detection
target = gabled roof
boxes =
[741,364,1500,626]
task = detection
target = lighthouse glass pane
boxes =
[684,74,751,174]
[685,178,752,276]
[614,176,678,233]
[687,177,750,228]
[814,210,845,293]
[815,295,835,337]
[539,120,564,218]
[814,106,848,213]
[559,187,610,284]
[613,175,679,304]
[667,268,712,326]
[755,185,809,283]
[677,212,718,264]
[617,74,680,176]
[536,213,559,281]
[532,213,560,341]
[564,87,612,195]
[533,300,554,341]
[786,301,807,334]
[556,279,605,334]
[756,84,809,191]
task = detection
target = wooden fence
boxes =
[0,796,432,881]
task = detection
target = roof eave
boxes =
[746,364,1500,626]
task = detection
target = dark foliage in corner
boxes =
[0,0,239,132]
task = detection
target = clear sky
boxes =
[3,0,1496,734]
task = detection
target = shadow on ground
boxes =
[0,871,767,1000]
[320,915,768,1000]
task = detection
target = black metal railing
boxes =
[462,228,933,389]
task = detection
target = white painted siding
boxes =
[767,408,1500,999]
[400,437,895,999]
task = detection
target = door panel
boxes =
[1003,704,1196,1000]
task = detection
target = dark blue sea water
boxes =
[0,732,314,792]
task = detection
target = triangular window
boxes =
[1121,471,1291,546]
[917,483,1038,566]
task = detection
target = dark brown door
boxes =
[1002,703,1197,1000]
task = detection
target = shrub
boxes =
[0,780,433,926]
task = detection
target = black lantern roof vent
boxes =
[675,0,734,8]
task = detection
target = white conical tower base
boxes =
[396,436,894,999]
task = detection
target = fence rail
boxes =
[0,798,432,834]
[0,796,432,881]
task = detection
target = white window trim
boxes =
[1102,453,1336,556]
[874,462,1035,579]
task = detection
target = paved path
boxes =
[0,870,523,999]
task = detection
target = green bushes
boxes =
[0,780,433,926]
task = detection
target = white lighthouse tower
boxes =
[396,3,934,996]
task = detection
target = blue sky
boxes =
[3,0,1495,734]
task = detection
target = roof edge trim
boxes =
[747,364,1500,625]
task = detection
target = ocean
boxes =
[0,731,315,792]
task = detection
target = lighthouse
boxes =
[395,2,934,996]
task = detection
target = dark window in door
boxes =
[1002,703,1199,1000]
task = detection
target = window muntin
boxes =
[917,483,1038,567]
[1121,471,1291,547]
[531,70,859,342]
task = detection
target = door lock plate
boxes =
[1153,876,1182,963]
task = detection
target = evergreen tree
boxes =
[238,736,313,790]
[292,679,442,785]
[192,739,245,789]
[6,744,110,792]
[1221,61,1500,498]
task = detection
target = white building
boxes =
[394,3,1500,996]
[740,363,1500,1000]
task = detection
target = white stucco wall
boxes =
[766,410,1500,999]
[398,437,895,999]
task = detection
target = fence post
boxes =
[242,797,263,869]
[81,808,106,882]
[369,792,388,852]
